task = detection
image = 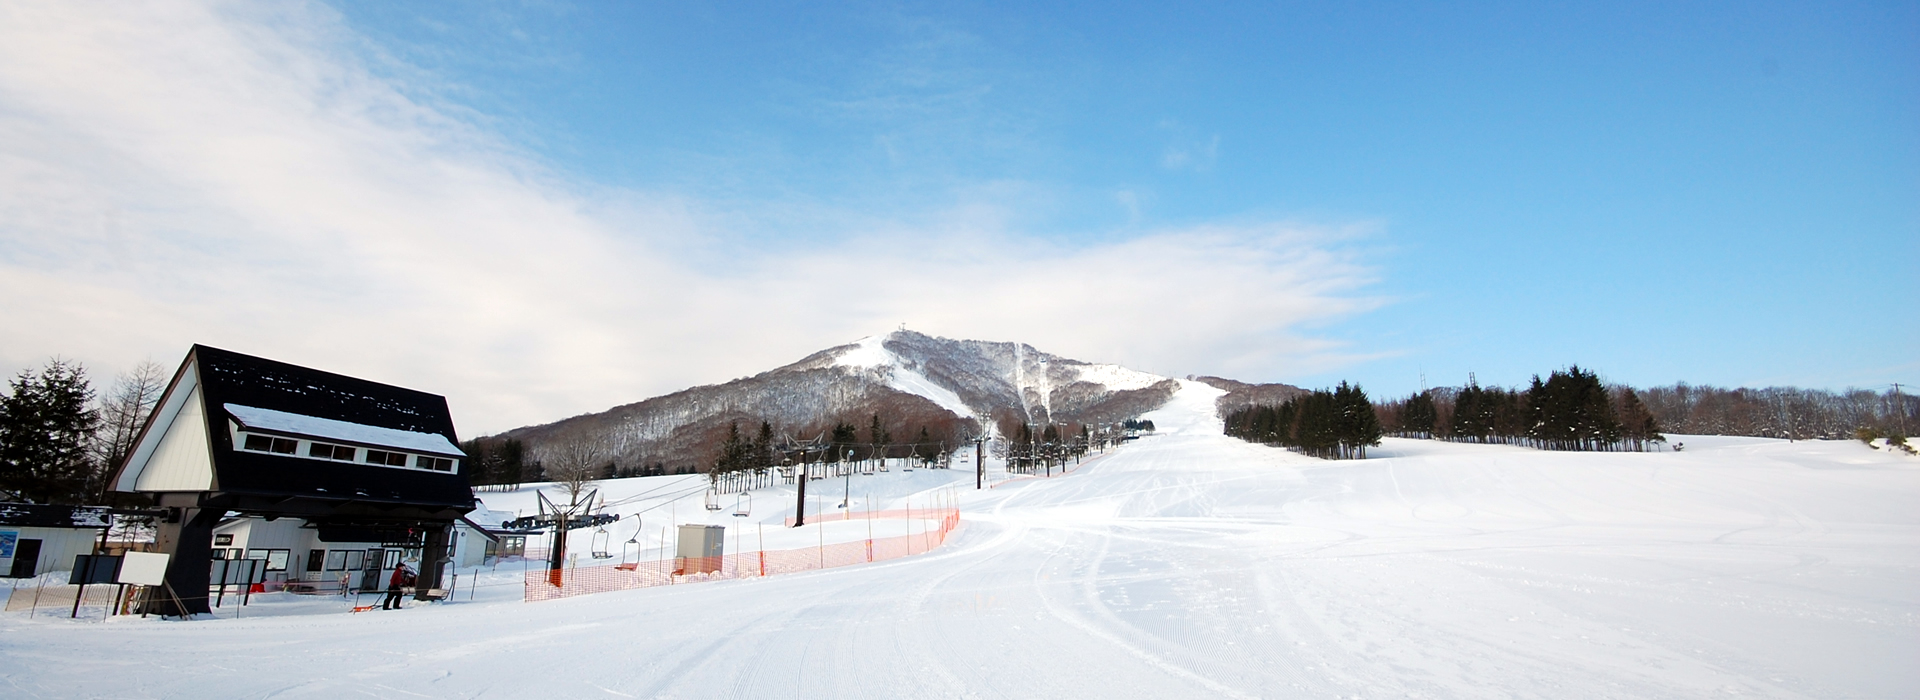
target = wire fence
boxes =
[523,506,961,602]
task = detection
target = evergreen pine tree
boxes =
[0,360,101,503]
[756,420,775,470]
[1335,382,1383,459]
[1403,392,1437,438]
[831,421,859,462]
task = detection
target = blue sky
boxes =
[1,1,1913,430]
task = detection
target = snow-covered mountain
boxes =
[498,330,1181,472]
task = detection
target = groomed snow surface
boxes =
[6,380,1918,698]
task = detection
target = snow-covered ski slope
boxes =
[833,334,978,419]
[6,380,1918,699]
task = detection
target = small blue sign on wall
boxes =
[0,531,17,558]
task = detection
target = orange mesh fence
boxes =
[525,507,961,602]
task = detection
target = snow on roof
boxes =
[224,404,464,457]
[0,502,110,528]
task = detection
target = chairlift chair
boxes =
[704,488,723,512]
[590,526,612,559]
[733,493,752,518]
[616,518,643,571]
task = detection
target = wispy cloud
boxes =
[1158,120,1219,172]
[0,1,1382,433]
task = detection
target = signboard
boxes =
[0,531,15,558]
[69,555,123,585]
[117,551,170,586]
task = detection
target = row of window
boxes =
[305,547,404,572]
[210,547,292,572]
[208,545,407,574]
[238,432,456,473]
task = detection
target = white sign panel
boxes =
[117,551,171,586]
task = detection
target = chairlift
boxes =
[704,488,723,512]
[590,526,612,559]
[733,493,752,518]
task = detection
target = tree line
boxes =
[1374,369,1917,449]
[1375,366,1665,452]
[1636,384,1914,441]
[0,359,167,505]
[712,413,962,481]
[1224,382,1383,459]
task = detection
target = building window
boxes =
[325,550,347,571]
[306,549,325,573]
[309,442,356,461]
[235,427,458,473]
[344,550,364,570]
[247,548,291,572]
[242,434,298,454]
[214,534,234,546]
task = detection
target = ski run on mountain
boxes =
[5,379,1915,699]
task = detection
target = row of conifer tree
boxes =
[1223,382,1383,459]
[1380,366,1664,452]
[1226,367,1674,460]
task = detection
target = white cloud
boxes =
[0,1,1382,433]
[1158,121,1219,172]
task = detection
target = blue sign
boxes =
[0,531,16,558]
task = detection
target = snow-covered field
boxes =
[5,380,1917,698]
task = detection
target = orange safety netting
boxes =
[524,507,960,602]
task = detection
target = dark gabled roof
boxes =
[106,345,477,515]
[194,345,458,437]
[0,502,111,529]
[192,345,474,511]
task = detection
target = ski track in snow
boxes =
[5,379,1918,699]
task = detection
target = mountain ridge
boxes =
[491,330,1188,473]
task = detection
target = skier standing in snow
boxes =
[382,562,415,610]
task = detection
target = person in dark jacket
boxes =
[382,563,415,610]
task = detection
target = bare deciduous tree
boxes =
[538,432,609,507]
[93,361,167,476]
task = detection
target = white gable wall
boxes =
[132,385,214,492]
[115,362,216,493]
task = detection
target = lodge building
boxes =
[109,345,481,615]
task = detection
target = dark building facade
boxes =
[110,345,476,615]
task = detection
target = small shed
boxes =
[0,503,110,579]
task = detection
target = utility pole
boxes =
[793,452,808,528]
[975,436,985,489]
[1895,383,1907,437]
